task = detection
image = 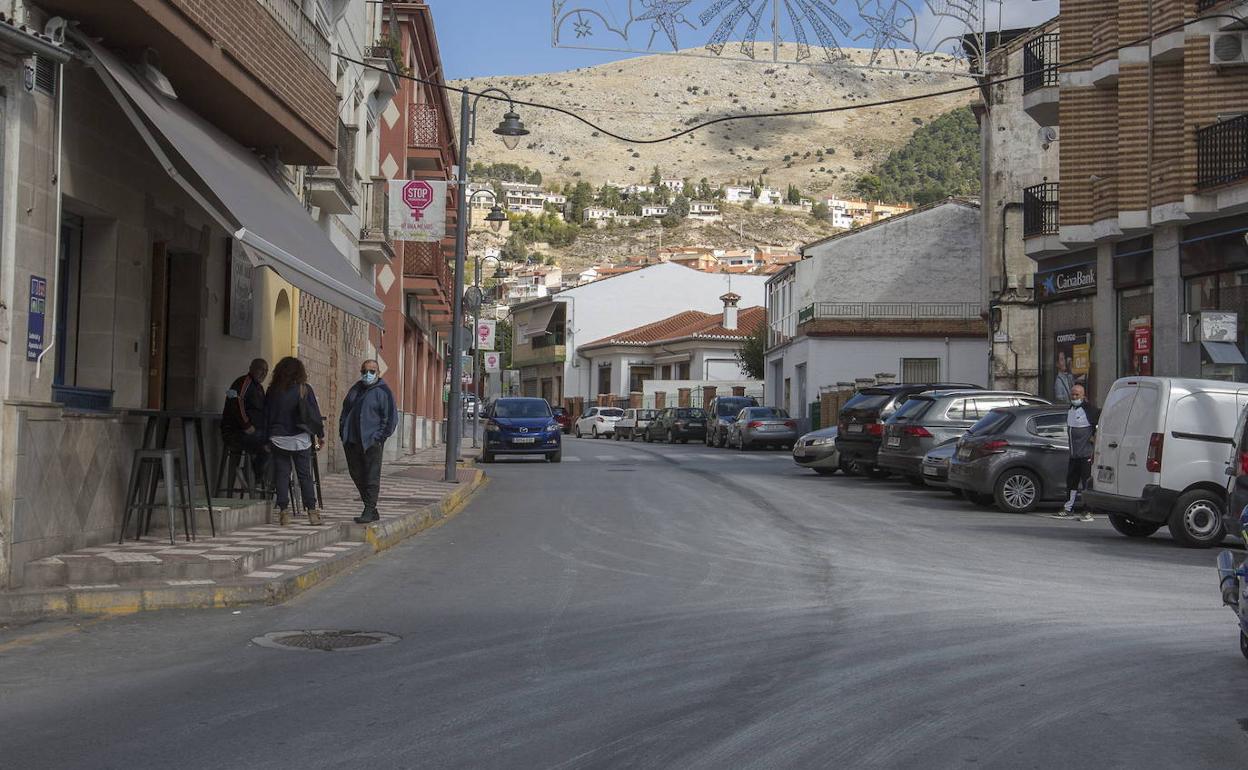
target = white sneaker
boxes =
[1078,512,1094,522]
[1050,511,1075,520]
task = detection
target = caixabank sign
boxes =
[1036,263,1096,302]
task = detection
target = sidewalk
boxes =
[0,445,487,621]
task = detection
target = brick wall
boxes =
[169,0,336,149]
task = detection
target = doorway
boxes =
[146,243,205,410]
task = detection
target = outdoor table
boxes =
[126,409,218,536]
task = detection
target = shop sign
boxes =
[1130,317,1152,377]
[25,275,46,361]
[1036,263,1096,301]
[1200,311,1238,344]
[1053,328,1092,402]
[477,320,496,352]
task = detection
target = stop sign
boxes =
[402,180,434,220]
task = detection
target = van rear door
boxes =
[1092,380,1140,496]
[1165,386,1240,492]
[1115,380,1164,498]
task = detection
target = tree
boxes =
[697,177,714,200]
[811,201,829,221]
[597,184,622,210]
[736,320,767,380]
[496,317,513,370]
[669,194,690,219]
[786,184,802,205]
[565,180,595,223]
[649,165,663,186]
[852,106,981,203]
[501,233,528,262]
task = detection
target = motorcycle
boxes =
[1216,505,1248,661]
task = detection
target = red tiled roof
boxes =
[582,306,766,348]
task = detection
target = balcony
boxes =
[798,302,982,322]
[307,121,358,215]
[359,179,394,267]
[408,102,449,172]
[513,344,566,368]
[1196,115,1248,190]
[1023,183,1066,258]
[402,242,453,327]
[361,41,400,103]
[1022,33,1060,127]
[37,0,337,163]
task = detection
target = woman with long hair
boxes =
[263,356,325,525]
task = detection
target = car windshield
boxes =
[966,409,1013,436]
[600,408,624,417]
[638,410,657,419]
[747,407,787,418]
[676,408,705,419]
[493,400,552,419]
[716,398,755,416]
[842,392,890,414]
[888,398,933,423]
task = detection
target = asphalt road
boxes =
[2,436,1246,769]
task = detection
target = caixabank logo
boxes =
[1037,263,1096,301]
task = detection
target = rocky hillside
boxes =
[453,45,974,197]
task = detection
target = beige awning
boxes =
[515,303,557,338]
[80,36,383,325]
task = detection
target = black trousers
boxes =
[1066,457,1092,494]
[223,430,269,483]
[345,442,384,511]
[273,447,316,510]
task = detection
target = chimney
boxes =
[720,291,741,331]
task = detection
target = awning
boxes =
[1203,341,1247,365]
[515,304,557,338]
[79,37,383,325]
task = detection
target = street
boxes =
[1,438,1246,769]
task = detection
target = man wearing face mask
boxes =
[1053,383,1099,522]
[340,359,398,524]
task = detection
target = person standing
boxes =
[340,359,398,524]
[1054,351,1074,404]
[1054,383,1099,522]
[264,357,325,526]
[221,358,269,483]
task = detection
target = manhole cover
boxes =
[251,630,400,652]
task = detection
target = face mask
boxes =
[1070,399,1083,407]
[361,372,378,385]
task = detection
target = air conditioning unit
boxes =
[1210,32,1248,66]
[988,275,1006,294]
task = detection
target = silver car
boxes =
[920,440,960,491]
[793,426,853,475]
[728,407,798,450]
[877,390,1048,483]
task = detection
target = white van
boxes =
[1085,376,1248,548]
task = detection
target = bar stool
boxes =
[120,448,194,545]
[215,446,259,499]
[281,452,323,520]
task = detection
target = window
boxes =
[628,365,653,394]
[597,365,612,395]
[1028,413,1068,439]
[901,358,940,383]
[677,361,690,379]
[967,410,1013,436]
[661,365,671,379]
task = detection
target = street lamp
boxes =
[446,88,528,482]
[471,252,504,448]
[485,204,508,232]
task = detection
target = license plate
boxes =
[886,437,901,447]
[957,447,971,460]
[923,465,939,476]
[1097,467,1113,483]
[848,424,863,433]
[512,437,536,444]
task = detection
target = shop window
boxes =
[1184,269,1248,381]
[1040,296,1095,403]
[1118,287,1153,378]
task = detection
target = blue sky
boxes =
[431,1,1059,80]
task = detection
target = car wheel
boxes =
[681,439,688,444]
[1107,513,1162,538]
[614,430,621,441]
[1167,490,1226,548]
[666,429,674,444]
[480,451,493,464]
[1241,631,1248,662]
[860,465,890,480]
[994,469,1040,513]
[737,437,749,452]
[575,425,582,439]
[549,449,562,463]
[814,468,837,476]
[966,491,995,508]
[906,474,927,488]
[949,487,964,499]
[839,458,859,476]
[592,427,599,439]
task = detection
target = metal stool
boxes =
[215,446,259,499]
[120,448,194,545]
[284,451,324,518]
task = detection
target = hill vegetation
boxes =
[852,107,981,205]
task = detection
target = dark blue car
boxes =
[481,397,562,463]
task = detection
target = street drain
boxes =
[251,630,400,652]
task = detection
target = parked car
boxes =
[614,408,658,441]
[877,390,1048,484]
[1085,376,1248,548]
[919,440,960,492]
[728,407,798,450]
[836,383,983,479]
[573,406,625,439]
[793,426,854,475]
[463,394,479,417]
[705,395,759,447]
[551,405,572,434]
[480,397,562,463]
[645,407,707,443]
[946,405,1071,513]
[1223,403,1248,542]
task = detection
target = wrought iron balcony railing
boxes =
[1023,183,1060,238]
[256,0,331,71]
[798,302,982,322]
[1023,33,1060,94]
[1196,114,1248,189]
[409,103,440,147]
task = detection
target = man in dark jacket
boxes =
[340,359,398,524]
[221,358,269,480]
[1054,383,1100,522]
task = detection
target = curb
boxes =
[0,469,488,622]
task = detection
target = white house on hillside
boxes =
[511,262,768,404]
[723,185,754,202]
[642,204,670,218]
